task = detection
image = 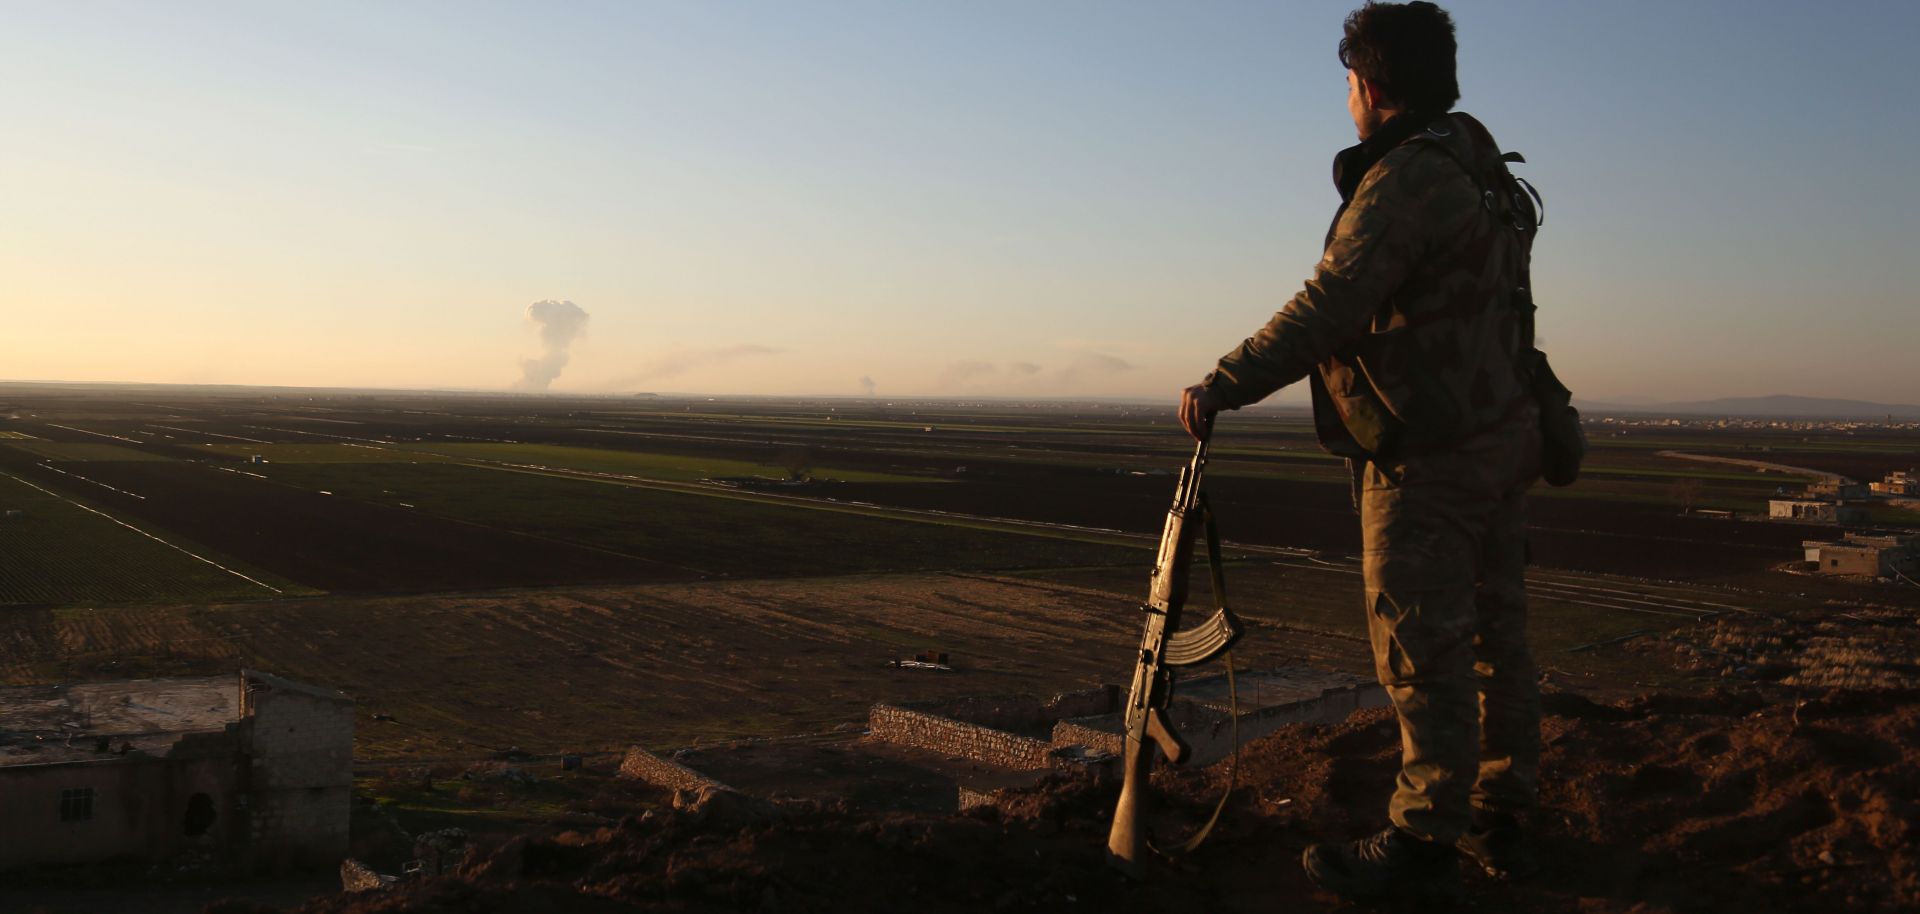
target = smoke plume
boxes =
[514,300,590,391]
[858,375,877,396]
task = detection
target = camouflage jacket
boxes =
[1204,111,1533,459]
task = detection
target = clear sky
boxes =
[3,1,1915,402]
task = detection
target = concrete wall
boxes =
[241,675,353,869]
[868,704,1055,770]
[0,747,242,869]
[617,746,730,793]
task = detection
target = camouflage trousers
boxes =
[1356,418,1541,843]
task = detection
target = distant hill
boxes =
[1579,394,1920,420]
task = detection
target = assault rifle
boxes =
[1106,423,1244,877]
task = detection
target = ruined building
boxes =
[0,670,353,871]
[1768,498,1866,525]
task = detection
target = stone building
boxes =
[1869,471,1918,496]
[0,670,353,872]
[1803,535,1919,577]
[1806,480,1870,500]
[1768,498,1865,525]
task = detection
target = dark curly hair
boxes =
[1338,2,1460,114]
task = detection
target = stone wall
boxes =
[868,704,1055,770]
[1051,719,1123,757]
[618,746,730,793]
[241,671,354,870]
[891,686,1117,736]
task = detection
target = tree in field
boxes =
[1670,477,1705,515]
[776,446,814,482]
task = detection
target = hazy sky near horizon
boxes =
[3,1,1915,403]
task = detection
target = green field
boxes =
[209,441,930,483]
[202,443,459,464]
[5,442,173,462]
[255,461,1144,577]
[0,473,303,605]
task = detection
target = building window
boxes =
[60,787,94,822]
[183,793,217,837]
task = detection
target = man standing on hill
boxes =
[1178,2,1543,902]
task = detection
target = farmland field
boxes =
[0,382,1913,764]
[203,441,933,483]
[4,441,173,462]
[0,471,302,604]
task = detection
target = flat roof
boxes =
[0,675,238,767]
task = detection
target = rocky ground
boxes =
[200,675,1917,914]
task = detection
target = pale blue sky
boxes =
[2,1,1914,401]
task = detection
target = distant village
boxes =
[1592,415,1920,433]
[1768,470,1919,582]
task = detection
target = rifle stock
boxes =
[1106,428,1242,877]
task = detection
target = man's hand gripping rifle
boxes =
[1106,421,1244,877]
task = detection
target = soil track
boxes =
[1695,449,1918,486]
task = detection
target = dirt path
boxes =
[1656,449,1847,483]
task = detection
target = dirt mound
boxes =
[1647,604,1920,689]
[267,686,1920,914]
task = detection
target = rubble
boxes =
[253,682,1919,914]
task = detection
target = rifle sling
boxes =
[1152,494,1239,858]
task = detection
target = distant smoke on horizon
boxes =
[858,375,877,397]
[937,361,996,387]
[609,344,780,388]
[930,353,1135,392]
[1055,351,1135,385]
[514,300,589,392]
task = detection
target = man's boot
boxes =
[1455,810,1540,881]
[1301,826,1462,903]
